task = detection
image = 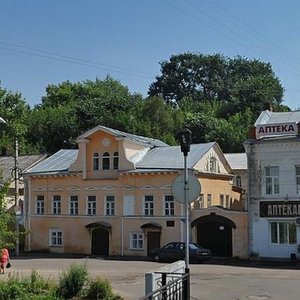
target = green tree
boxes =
[0,84,31,155]
[0,181,15,249]
[138,96,184,145]
[149,53,284,116]
[27,76,145,153]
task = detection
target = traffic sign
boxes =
[171,174,201,203]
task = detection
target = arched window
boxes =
[102,152,110,170]
[113,152,119,170]
[209,157,217,172]
[93,153,99,170]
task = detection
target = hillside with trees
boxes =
[0,53,291,156]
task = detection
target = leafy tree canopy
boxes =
[148,53,284,116]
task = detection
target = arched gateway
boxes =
[86,222,111,256]
[192,214,236,257]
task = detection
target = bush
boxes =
[84,277,122,300]
[57,263,88,299]
[0,272,59,300]
[0,266,122,300]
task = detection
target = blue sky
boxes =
[1,0,300,109]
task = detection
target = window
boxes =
[296,166,300,194]
[52,195,61,214]
[210,157,217,172]
[265,166,279,195]
[144,195,154,216]
[219,194,224,207]
[102,152,110,170]
[93,153,99,170]
[49,229,62,246]
[199,194,204,208]
[36,195,44,214]
[70,195,78,215]
[105,195,115,216]
[87,195,96,215]
[113,152,119,170]
[166,220,175,227]
[226,195,230,208]
[270,222,296,244]
[130,233,144,250]
[207,194,212,207]
[236,176,242,188]
[164,195,174,216]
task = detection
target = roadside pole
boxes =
[177,128,192,299]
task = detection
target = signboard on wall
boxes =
[260,201,300,218]
[256,122,298,139]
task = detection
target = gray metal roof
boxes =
[0,155,46,183]
[136,143,215,169]
[255,110,300,126]
[224,153,247,170]
[25,149,78,175]
[24,142,215,176]
[77,125,169,147]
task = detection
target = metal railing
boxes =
[140,271,190,300]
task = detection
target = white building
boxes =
[244,109,300,259]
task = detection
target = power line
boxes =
[0,41,155,79]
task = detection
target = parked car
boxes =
[149,242,211,263]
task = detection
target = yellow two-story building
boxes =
[23,126,248,258]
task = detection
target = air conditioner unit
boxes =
[295,218,300,225]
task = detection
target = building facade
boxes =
[23,126,248,258]
[244,110,300,259]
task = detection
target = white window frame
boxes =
[93,153,100,170]
[69,195,79,215]
[199,194,204,208]
[210,156,217,172]
[144,195,154,216]
[36,195,45,214]
[164,195,174,216]
[87,195,96,215]
[49,229,63,247]
[113,152,119,170]
[102,152,110,170]
[52,195,61,214]
[130,232,144,250]
[265,166,279,195]
[270,221,296,245]
[105,195,115,216]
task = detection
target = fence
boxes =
[140,270,190,300]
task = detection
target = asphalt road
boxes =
[1,257,300,300]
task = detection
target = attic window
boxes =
[113,152,119,170]
[93,153,99,170]
[102,152,110,170]
[210,157,217,172]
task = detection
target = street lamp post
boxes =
[177,128,192,299]
[0,117,20,256]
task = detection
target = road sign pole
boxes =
[184,153,189,270]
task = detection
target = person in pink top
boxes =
[0,248,10,274]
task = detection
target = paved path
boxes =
[1,257,300,299]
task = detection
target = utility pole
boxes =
[14,137,20,256]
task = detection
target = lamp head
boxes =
[0,117,6,124]
[177,128,192,156]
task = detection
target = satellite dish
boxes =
[171,174,201,204]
